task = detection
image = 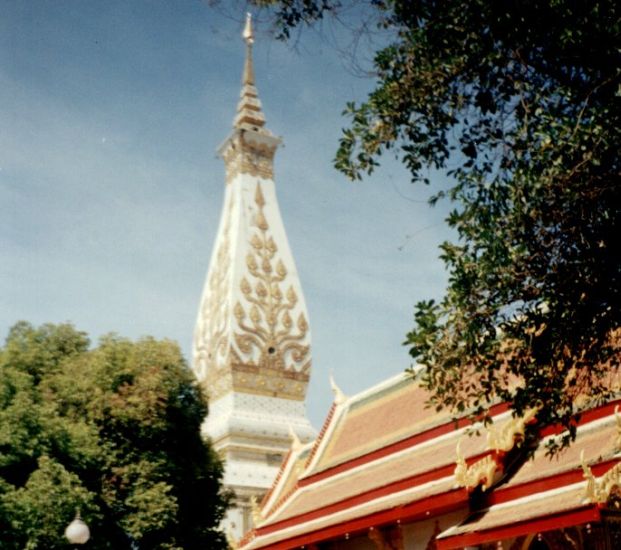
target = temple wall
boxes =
[402,509,469,549]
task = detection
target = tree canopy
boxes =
[0,322,229,549]
[247,0,621,446]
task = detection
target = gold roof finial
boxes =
[288,424,303,452]
[329,373,348,406]
[242,13,255,86]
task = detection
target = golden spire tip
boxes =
[241,13,255,86]
[243,12,254,45]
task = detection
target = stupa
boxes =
[192,14,315,541]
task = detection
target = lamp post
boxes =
[65,510,90,545]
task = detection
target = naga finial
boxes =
[288,424,303,452]
[330,373,347,405]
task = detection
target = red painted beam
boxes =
[539,399,621,438]
[259,466,461,536]
[487,457,619,506]
[251,488,469,550]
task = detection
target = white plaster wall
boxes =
[203,391,315,444]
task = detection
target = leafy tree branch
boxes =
[243,0,621,449]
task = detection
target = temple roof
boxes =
[437,406,621,548]
[238,372,621,549]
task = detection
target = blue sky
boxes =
[1,1,453,427]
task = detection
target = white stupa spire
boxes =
[192,14,314,540]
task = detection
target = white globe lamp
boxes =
[65,511,90,545]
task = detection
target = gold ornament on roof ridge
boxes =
[330,373,348,406]
[454,440,499,491]
[250,495,264,527]
[288,424,303,452]
[581,449,621,505]
[486,407,539,453]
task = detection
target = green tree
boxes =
[246,0,621,445]
[0,322,229,549]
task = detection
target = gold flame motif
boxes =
[196,198,234,401]
[222,137,277,183]
[234,184,311,375]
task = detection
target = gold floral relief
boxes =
[222,133,277,183]
[197,198,234,401]
[230,347,308,400]
[233,183,311,388]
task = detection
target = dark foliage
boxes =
[249,0,621,447]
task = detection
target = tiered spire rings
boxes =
[234,13,267,132]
